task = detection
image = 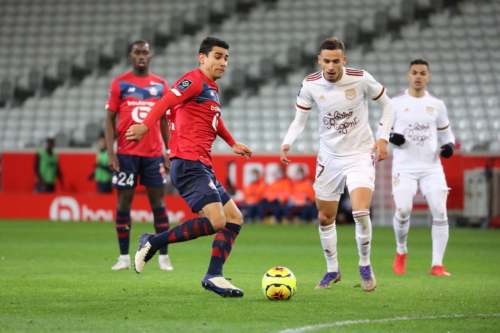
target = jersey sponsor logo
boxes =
[403,123,431,146]
[127,100,155,107]
[176,78,193,92]
[319,95,326,100]
[131,106,151,123]
[345,89,356,100]
[323,110,359,134]
[149,87,158,96]
[426,106,435,115]
[404,108,410,112]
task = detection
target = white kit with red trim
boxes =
[296,67,386,158]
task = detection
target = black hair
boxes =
[198,37,229,56]
[319,37,345,54]
[410,59,430,70]
[129,40,151,54]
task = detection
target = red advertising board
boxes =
[1,151,499,220]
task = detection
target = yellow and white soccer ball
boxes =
[262,266,297,300]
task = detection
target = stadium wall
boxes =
[1,152,499,221]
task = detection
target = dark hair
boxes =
[410,59,429,70]
[198,37,229,56]
[319,37,345,54]
[129,40,150,54]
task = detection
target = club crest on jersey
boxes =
[393,173,400,187]
[176,79,193,92]
[426,106,435,115]
[345,89,356,100]
[149,87,158,96]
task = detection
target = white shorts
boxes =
[392,169,449,196]
[313,152,375,201]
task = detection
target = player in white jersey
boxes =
[376,59,455,277]
[280,38,394,292]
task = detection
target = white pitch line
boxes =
[277,313,500,333]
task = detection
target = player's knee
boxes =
[395,206,412,220]
[226,209,243,225]
[210,217,226,232]
[317,210,335,226]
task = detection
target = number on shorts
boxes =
[316,163,325,179]
[117,172,134,186]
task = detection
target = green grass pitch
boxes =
[1,220,499,332]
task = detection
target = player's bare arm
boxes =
[105,110,120,172]
[280,144,291,164]
[232,142,253,159]
[371,138,388,162]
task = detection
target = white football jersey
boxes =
[387,90,451,171]
[297,67,385,158]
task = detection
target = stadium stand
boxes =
[0,0,498,154]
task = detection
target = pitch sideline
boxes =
[277,313,500,333]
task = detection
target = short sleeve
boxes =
[170,76,202,103]
[436,101,450,129]
[364,71,385,101]
[296,80,314,111]
[105,79,121,112]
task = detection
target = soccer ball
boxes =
[262,266,297,300]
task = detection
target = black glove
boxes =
[440,142,454,158]
[389,133,406,146]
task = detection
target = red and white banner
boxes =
[1,151,499,221]
[0,193,196,222]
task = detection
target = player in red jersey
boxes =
[126,37,252,298]
[105,40,173,271]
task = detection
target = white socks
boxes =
[119,254,130,261]
[353,210,372,266]
[319,223,338,272]
[431,219,449,267]
[393,215,410,254]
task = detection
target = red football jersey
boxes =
[169,69,224,166]
[106,72,168,157]
[166,106,178,155]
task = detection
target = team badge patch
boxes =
[176,79,193,92]
[393,173,400,187]
[426,106,435,115]
[149,87,158,96]
[345,89,356,100]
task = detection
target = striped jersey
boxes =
[296,67,385,158]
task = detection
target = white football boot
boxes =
[111,255,131,270]
[158,254,174,271]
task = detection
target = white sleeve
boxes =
[438,126,455,145]
[282,81,314,146]
[282,109,310,146]
[364,71,386,101]
[374,93,394,142]
[296,80,314,110]
[436,101,455,145]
